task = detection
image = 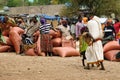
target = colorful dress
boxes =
[39,23,53,53]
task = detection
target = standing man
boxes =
[85,15,105,70]
[75,15,84,40]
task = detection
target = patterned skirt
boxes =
[40,34,53,52]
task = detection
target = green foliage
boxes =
[34,0,51,5]
[2,0,70,7]
[7,0,23,7]
[0,0,70,7]
[60,0,120,18]
[58,0,71,4]
[0,0,7,9]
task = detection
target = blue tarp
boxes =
[37,14,60,20]
[44,15,56,20]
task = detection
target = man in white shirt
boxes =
[85,16,105,70]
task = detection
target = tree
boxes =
[0,0,8,9]
[36,0,51,5]
[58,0,71,4]
[60,0,120,18]
[5,0,70,7]
[50,0,70,4]
[7,0,24,7]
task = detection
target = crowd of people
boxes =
[0,14,120,70]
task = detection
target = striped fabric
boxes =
[26,22,40,36]
[21,34,33,45]
[24,37,33,45]
[39,23,51,34]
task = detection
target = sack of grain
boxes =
[104,50,120,61]
[53,47,80,57]
[103,40,120,53]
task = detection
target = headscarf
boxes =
[40,18,46,25]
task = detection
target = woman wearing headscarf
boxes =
[39,18,55,56]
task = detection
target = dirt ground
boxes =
[0,52,120,80]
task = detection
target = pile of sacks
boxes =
[0,27,24,54]
[103,40,120,61]
[0,27,80,57]
[2,26,120,60]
